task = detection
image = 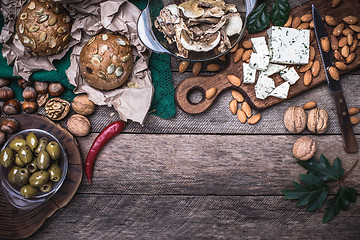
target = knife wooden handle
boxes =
[332,91,358,153]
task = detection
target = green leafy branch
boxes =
[247,0,290,34]
[281,154,358,223]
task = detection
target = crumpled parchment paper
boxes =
[0,0,154,124]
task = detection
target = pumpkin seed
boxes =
[19,24,25,34]
[127,82,139,88]
[115,66,124,77]
[63,33,70,43]
[92,54,103,61]
[29,25,39,32]
[87,37,96,46]
[116,38,126,46]
[35,8,44,16]
[100,45,108,54]
[107,63,116,74]
[29,39,36,50]
[28,2,36,10]
[20,13,28,20]
[57,26,67,34]
[37,14,48,23]
[46,49,51,55]
[63,15,71,23]
[39,32,47,42]
[23,36,30,44]
[102,34,109,41]
[63,44,68,50]
[120,54,130,63]
[57,45,62,52]
[97,71,107,80]
[48,17,57,26]
[49,37,56,48]
[90,57,101,68]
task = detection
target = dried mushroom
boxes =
[155,1,242,58]
[45,98,70,120]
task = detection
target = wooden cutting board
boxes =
[175,0,360,114]
[0,114,83,239]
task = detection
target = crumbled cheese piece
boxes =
[249,53,270,71]
[280,67,300,85]
[269,82,290,99]
[255,74,275,100]
[243,63,257,84]
[250,37,269,55]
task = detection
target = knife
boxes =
[312,5,358,153]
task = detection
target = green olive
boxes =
[46,141,61,161]
[34,137,48,155]
[39,182,52,193]
[26,132,38,150]
[14,153,25,167]
[29,171,49,187]
[7,166,20,184]
[9,138,26,151]
[26,160,38,173]
[20,184,38,198]
[0,147,14,168]
[36,151,51,170]
[14,168,30,186]
[48,164,62,182]
[18,146,33,165]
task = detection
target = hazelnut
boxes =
[45,98,70,120]
[2,99,21,115]
[67,114,91,137]
[37,93,49,107]
[48,83,65,97]
[0,78,10,87]
[22,101,38,114]
[0,131,6,146]
[292,136,317,161]
[22,86,37,101]
[0,86,14,100]
[0,118,19,133]
[17,79,32,89]
[34,81,49,94]
[283,106,307,133]
[71,94,96,116]
[307,108,329,134]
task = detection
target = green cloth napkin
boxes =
[0,1,176,119]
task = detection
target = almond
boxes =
[357,33,360,39]
[328,66,340,80]
[227,75,241,87]
[192,62,202,76]
[284,14,292,27]
[348,107,360,115]
[349,25,360,33]
[291,16,301,28]
[218,55,226,62]
[242,40,252,49]
[303,101,317,110]
[309,46,316,60]
[343,15,358,25]
[309,20,314,28]
[333,23,345,37]
[310,30,315,43]
[242,49,253,61]
[311,60,320,77]
[335,61,348,71]
[297,22,310,29]
[321,37,330,52]
[338,37,348,47]
[241,102,252,118]
[229,99,237,114]
[300,61,313,73]
[351,38,358,52]
[301,14,312,23]
[342,28,354,36]
[334,50,344,62]
[247,113,261,125]
[232,90,244,102]
[205,87,217,100]
[345,52,356,64]
[330,35,339,50]
[233,48,244,63]
[350,116,360,125]
[347,33,354,46]
[325,15,337,26]
[179,61,189,74]
[304,70,312,86]
[230,42,239,53]
[332,0,342,8]
[237,109,247,123]
[206,63,221,72]
[341,45,350,58]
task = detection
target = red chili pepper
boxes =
[85,121,126,184]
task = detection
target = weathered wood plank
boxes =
[76,134,360,195]
[29,195,360,240]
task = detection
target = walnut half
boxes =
[292,136,317,161]
[45,98,70,120]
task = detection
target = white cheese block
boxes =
[250,37,269,55]
[269,82,290,99]
[260,63,286,76]
[255,74,275,100]
[280,67,300,85]
[242,63,257,84]
[249,53,270,71]
[267,26,310,65]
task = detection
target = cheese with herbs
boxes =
[243,63,257,84]
[260,63,286,76]
[269,82,290,99]
[255,74,275,100]
[280,67,300,85]
[249,53,270,71]
[250,37,269,55]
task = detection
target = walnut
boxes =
[45,98,70,120]
[67,114,91,137]
[292,136,316,161]
[307,108,329,134]
[71,94,96,116]
[283,106,307,133]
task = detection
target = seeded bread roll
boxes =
[79,33,133,91]
[15,0,72,56]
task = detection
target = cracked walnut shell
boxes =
[307,108,329,134]
[45,97,70,120]
[293,136,316,161]
[284,106,307,133]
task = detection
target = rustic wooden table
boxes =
[17,0,360,239]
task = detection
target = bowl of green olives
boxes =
[0,129,68,208]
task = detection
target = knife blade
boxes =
[312,5,358,153]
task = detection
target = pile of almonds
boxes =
[349,107,360,125]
